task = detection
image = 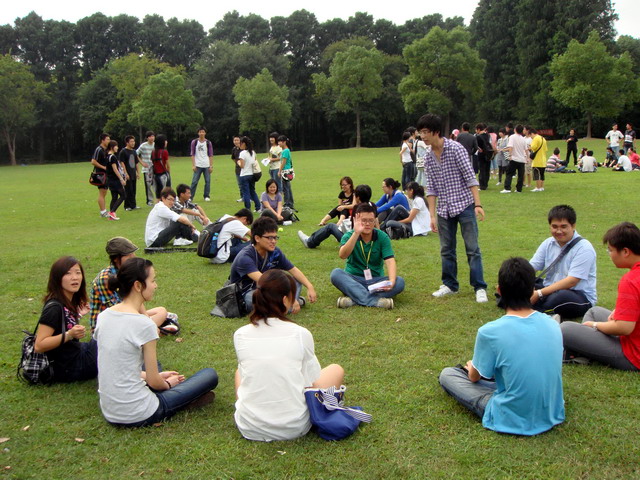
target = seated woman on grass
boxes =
[260,178,284,223]
[380,181,431,239]
[234,269,344,442]
[375,178,409,223]
[34,256,97,383]
[95,257,218,427]
[318,176,355,226]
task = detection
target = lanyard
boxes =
[358,239,374,268]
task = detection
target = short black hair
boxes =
[176,184,190,196]
[406,126,416,134]
[475,123,486,131]
[416,114,442,136]
[402,131,411,141]
[197,127,206,133]
[498,257,536,310]
[99,133,110,142]
[548,205,576,225]
[251,217,278,244]
[234,208,254,224]
[553,147,560,155]
[145,131,155,139]
[587,150,594,156]
[603,222,640,255]
[461,122,470,131]
[353,202,376,216]
[124,135,135,144]
[354,184,372,203]
[515,124,524,134]
[160,187,176,199]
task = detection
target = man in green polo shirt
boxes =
[330,203,405,309]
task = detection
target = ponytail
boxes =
[249,270,297,325]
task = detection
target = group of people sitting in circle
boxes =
[33,194,640,438]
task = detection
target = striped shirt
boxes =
[89,265,121,329]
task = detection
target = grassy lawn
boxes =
[1,138,639,479]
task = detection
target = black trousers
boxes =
[503,161,525,192]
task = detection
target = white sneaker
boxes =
[173,238,193,246]
[204,197,211,202]
[499,189,511,194]
[432,285,457,297]
[538,188,544,191]
[297,230,310,248]
[236,198,243,202]
[475,289,488,303]
[495,181,501,185]
[531,188,540,192]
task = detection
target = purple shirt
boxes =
[425,138,478,219]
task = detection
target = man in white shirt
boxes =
[210,208,253,264]
[613,150,633,172]
[136,131,155,206]
[579,150,597,173]
[605,124,624,160]
[145,187,198,247]
[190,127,213,202]
[501,124,528,193]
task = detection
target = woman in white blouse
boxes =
[234,269,344,441]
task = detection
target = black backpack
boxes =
[197,218,234,258]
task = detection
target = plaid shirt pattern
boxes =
[425,138,479,219]
[89,265,121,328]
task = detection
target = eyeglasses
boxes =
[359,219,375,225]
[340,183,350,187]
[261,235,280,241]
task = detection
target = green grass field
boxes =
[1,138,639,479]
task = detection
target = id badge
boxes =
[363,268,372,281]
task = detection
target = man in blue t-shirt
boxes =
[439,257,565,436]
[230,216,316,313]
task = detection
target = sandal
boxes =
[159,313,181,336]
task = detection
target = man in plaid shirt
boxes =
[89,237,168,329]
[419,113,488,304]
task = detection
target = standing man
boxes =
[623,123,636,154]
[418,113,488,303]
[120,135,140,211]
[501,124,528,193]
[90,133,111,218]
[190,127,213,202]
[605,123,624,161]
[455,122,478,168]
[475,123,493,191]
[231,135,243,202]
[136,131,155,206]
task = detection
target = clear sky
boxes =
[1,0,637,38]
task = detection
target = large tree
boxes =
[550,31,639,138]
[129,71,203,138]
[0,55,46,165]
[233,68,291,147]
[312,45,384,148]
[399,26,485,135]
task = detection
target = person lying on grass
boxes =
[439,257,565,436]
[95,257,218,427]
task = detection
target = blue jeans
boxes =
[244,281,302,312]
[439,366,495,418]
[437,203,487,292]
[330,268,405,307]
[401,162,416,189]
[239,175,260,210]
[269,169,282,192]
[54,339,98,383]
[282,179,294,208]
[110,368,219,428]
[190,167,211,199]
[307,223,343,248]
[228,237,249,263]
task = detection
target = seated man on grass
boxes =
[89,237,171,331]
[173,183,211,227]
[145,187,199,247]
[330,203,404,310]
[561,222,640,371]
[439,257,565,436]
[210,208,253,264]
[229,216,316,313]
[297,184,376,249]
[529,205,597,320]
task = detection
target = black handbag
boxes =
[210,281,247,318]
[89,170,106,187]
[17,301,66,385]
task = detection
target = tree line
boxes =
[0,3,639,165]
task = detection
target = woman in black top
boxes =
[565,129,578,166]
[318,176,355,226]
[34,256,98,383]
[106,140,127,220]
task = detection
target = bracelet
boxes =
[475,205,483,208]
[165,380,171,389]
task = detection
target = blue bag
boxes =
[304,385,372,441]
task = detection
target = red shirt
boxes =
[629,151,640,167]
[152,149,169,174]
[616,262,640,368]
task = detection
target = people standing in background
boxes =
[564,129,578,166]
[136,131,155,206]
[624,123,636,154]
[120,135,140,211]
[400,132,415,190]
[278,135,295,209]
[231,136,243,202]
[190,127,213,202]
[267,132,283,192]
[151,134,171,200]
[90,133,111,218]
[605,124,624,161]
[105,140,126,221]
